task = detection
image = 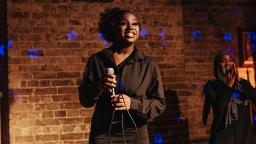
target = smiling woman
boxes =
[79,7,166,144]
[203,52,256,144]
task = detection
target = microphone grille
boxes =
[107,68,114,75]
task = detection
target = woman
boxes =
[79,7,166,144]
[203,52,256,144]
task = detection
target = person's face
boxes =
[114,12,140,44]
[219,55,235,73]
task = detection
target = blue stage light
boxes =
[224,33,232,42]
[153,133,164,144]
[8,39,13,48]
[27,48,43,59]
[0,44,5,56]
[253,113,256,122]
[140,27,149,37]
[192,30,201,40]
[252,42,256,52]
[66,30,77,40]
[231,91,241,99]
[98,33,104,41]
[248,32,256,41]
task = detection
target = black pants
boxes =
[89,125,149,144]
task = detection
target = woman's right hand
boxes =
[99,73,117,93]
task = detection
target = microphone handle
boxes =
[107,68,115,95]
[112,88,115,95]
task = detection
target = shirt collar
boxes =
[101,46,144,64]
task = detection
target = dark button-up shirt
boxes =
[79,47,165,137]
[203,79,256,143]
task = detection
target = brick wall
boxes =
[7,0,256,143]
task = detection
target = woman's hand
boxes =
[98,73,117,93]
[111,94,131,111]
[225,65,237,88]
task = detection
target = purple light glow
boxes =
[8,39,13,48]
[140,27,149,37]
[27,48,43,59]
[159,30,167,48]
[66,30,78,40]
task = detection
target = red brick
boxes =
[42,111,54,118]
[35,119,59,126]
[57,87,78,94]
[35,134,59,142]
[52,80,71,86]
[59,118,84,125]
[15,136,34,142]
[34,88,57,95]
[60,102,81,109]
[60,133,83,140]
[55,110,67,117]
[32,72,56,79]
[52,94,77,102]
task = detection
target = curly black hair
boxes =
[98,7,134,43]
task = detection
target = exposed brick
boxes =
[56,72,80,79]
[33,72,56,79]
[35,104,47,111]
[28,80,40,87]
[60,133,83,140]
[34,88,57,95]
[60,102,81,109]
[42,111,54,118]
[52,94,77,102]
[55,110,67,117]
[35,134,59,142]
[32,12,50,19]
[66,109,80,117]
[40,80,51,87]
[52,80,71,86]
[10,88,33,95]
[46,103,61,110]
[41,96,53,103]
[59,118,84,125]
[35,119,59,126]
[57,87,78,94]
[15,136,34,143]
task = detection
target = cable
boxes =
[121,94,138,144]
[121,113,127,144]
[108,109,115,144]
[108,94,139,144]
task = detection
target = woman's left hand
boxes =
[111,94,131,111]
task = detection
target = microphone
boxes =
[107,68,115,95]
[223,67,227,74]
[223,67,229,73]
[223,67,233,76]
